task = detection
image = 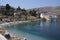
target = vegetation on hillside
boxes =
[0,4,60,21]
[29,10,36,17]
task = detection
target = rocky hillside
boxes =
[32,6,60,12]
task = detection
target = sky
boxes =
[0,0,60,9]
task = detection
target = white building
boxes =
[40,13,44,19]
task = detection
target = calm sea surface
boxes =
[4,21,60,40]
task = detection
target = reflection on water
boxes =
[4,21,60,40]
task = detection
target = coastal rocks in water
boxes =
[4,33,11,39]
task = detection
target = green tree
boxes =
[29,10,36,17]
[6,4,11,10]
[21,8,26,12]
[38,13,41,18]
[21,8,27,20]
[17,6,21,10]
[5,4,14,16]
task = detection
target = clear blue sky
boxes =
[0,0,60,9]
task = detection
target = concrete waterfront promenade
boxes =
[0,20,31,40]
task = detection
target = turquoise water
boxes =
[4,21,60,40]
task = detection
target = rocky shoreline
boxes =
[0,20,32,40]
